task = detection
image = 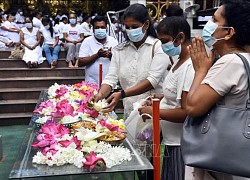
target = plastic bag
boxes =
[125,99,153,159]
[125,99,146,139]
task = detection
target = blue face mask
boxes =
[94,28,107,39]
[69,18,76,24]
[25,22,32,29]
[202,20,227,48]
[161,36,181,56]
[126,24,145,42]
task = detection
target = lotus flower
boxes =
[83,151,106,171]
[98,120,125,133]
[58,137,81,150]
[56,86,68,98]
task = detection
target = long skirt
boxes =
[161,145,185,180]
[22,46,45,64]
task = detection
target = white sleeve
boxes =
[146,41,170,88]
[78,39,91,57]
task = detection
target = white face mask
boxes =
[125,23,146,42]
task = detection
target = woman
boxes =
[185,0,250,179]
[20,17,43,68]
[92,3,170,118]
[41,16,61,69]
[63,13,84,67]
[139,16,194,180]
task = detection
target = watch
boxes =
[120,90,126,99]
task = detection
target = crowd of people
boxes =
[1,1,250,179]
[0,8,124,69]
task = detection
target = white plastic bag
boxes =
[125,99,145,139]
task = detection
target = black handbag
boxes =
[181,53,250,178]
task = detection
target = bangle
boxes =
[120,90,126,99]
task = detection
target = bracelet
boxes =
[120,90,126,99]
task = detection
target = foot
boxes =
[51,60,57,69]
[32,62,38,68]
[68,60,74,68]
[74,59,79,67]
[27,61,32,68]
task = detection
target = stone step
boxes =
[0,112,32,126]
[0,49,67,59]
[0,76,84,88]
[0,87,46,100]
[0,67,85,78]
[0,99,37,113]
[0,59,70,68]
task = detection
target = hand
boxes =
[97,48,109,58]
[31,45,37,50]
[73,41,78,45]
[101,92,121,112]
[27,45,33,50]
[187,37,214,74]
[138,106,153,121]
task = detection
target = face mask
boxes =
[94,28,107,39]
[202,20,227,48]
[44,25,50,30]
[25,22,32,29]
[69,18,76,24]
[161,36,181,56]
[19,12,23,15]
[126,24,145,42]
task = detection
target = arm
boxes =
[79,53,99,66]
[20,30,32,50]
[75,33,84,44]
[31,31,42,49]
[63,32,73,43]
[185,37,221,117]
[1,25,19,33]
[102,79,154,112]
[139,91,189,123]
[52,36,59,48]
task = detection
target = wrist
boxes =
[120,90,126,99]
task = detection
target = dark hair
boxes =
[24,16,33,22]
[41,16,53,38]
[123,3,157,38]
[220,0,250,47]
[91,15,107,27]
[33,10,42,17]
[166,4,184,17]
[157,16,191,42]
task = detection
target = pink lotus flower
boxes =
[33,100,55,113]
[98,120,125,133]
[83,151,105,171]
[55,86,68,98]
[32,121,71,155]
[58,137,81,150]
[51,100,75,118]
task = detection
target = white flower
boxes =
[60,115,79,124]
[75,127,105,142]
[35,116,49,124]
[97,145,132,168]
[93,99,108,111]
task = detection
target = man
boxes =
[79,15,118,86]
[63,13,84,67]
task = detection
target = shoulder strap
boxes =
[234,53,250,108]
[151,40,159,59]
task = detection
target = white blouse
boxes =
[102,36,170,116]
[160,58,195,146]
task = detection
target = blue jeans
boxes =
[43,44,61,64]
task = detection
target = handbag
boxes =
[181,53,250,178]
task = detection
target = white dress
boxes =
[2,21,20,43]
[21,27,44,64]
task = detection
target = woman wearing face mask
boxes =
[138,16,194,180]
[91,3,170,118]
[63,13,84,67]
[41,16,61,69]
[20,17,44,68]
[185,0,250,179]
